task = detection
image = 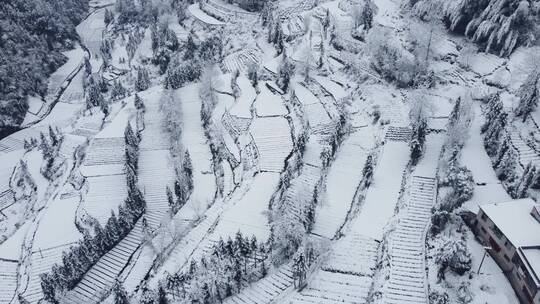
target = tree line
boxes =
[40,121,146,303]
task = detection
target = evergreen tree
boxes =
[362,0,374,30]
[48,125,59,148]
[184,34,197,60]
[247,63,259,87]
[104,8,114,25]
[134,93,145,111]
[274,22,284,54]
[84,57,92,77]
[496,148,518,183]
[482,94,507,156]
[183,151,193,191]
[448,97,461,127]
[124,123,139,171]
[277,54,294,92]
[39,132,52,159]
[515,69,540,121]
[166,186,175,211]
[362,153,374,188]
[86,82,105,110]
[136,67,151,91]
[410,119,427,165]
[111,80,127,100]
[517,163,536,198]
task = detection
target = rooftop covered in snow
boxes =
[480,198,540,248]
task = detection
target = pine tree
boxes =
[496,148,518,182]
[275,22,284,54]
[362,0,374,30]
[183,151,193,191]
[247,63,259,87]
[167,185,180,214]
[277,53,294,92]
[233,259,243,291]
[410,120,427,164]
[517,163,536,198]
[136,67,151,91]
[84,57,92,77]
[104,8,114,25]
[48,125,59,148]
[124,123,139,172]
[39,132,51,159]
[448,97,461,127]
[111,80,127,100]
[134,93,145,111]
[362,154,374,188]
[184,34,197,60]
[86,82,105,110]
[515,69,540,121]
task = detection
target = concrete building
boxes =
[475,198,540,304]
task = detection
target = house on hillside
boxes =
[475,198,540,304]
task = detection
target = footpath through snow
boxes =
[382,134,444,304]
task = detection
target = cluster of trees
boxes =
[0,0,89,131]
[480,93,523,194]
[435,237,472,280]
[409,92,430,165]
[158,89,195,214]
[228,0,267,12]
[431,96,474,234]
[291,241,319,288]
[515,67,540,120]
[136,67,151,91]
[126,27,146,65]
[164,34,223,89]
[270,178,321,265]
[411,0,539,57]
[164,56,202,89]
[366,27,430,88]
[351,0,375,33]
[112,80,128,100]
[160,90,184,161]
[267,19,285,54]
[277,53,295,92]
[11,160,37,212]
[443,0,538,57]
[116,0,157,25]
[41,123,145,303]
[161,231,268,303]
[199,66,219,128]
[101,37,115,67]
[166,152,193,215]
[151,22,180,74]
[39,126,66,180]
[85,77,109,115]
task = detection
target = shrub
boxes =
[435,238,472,276]
[430,208,450,234]
[429,291,450,304]
[439,164,474,211]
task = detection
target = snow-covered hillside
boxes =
[3,0,540,303]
